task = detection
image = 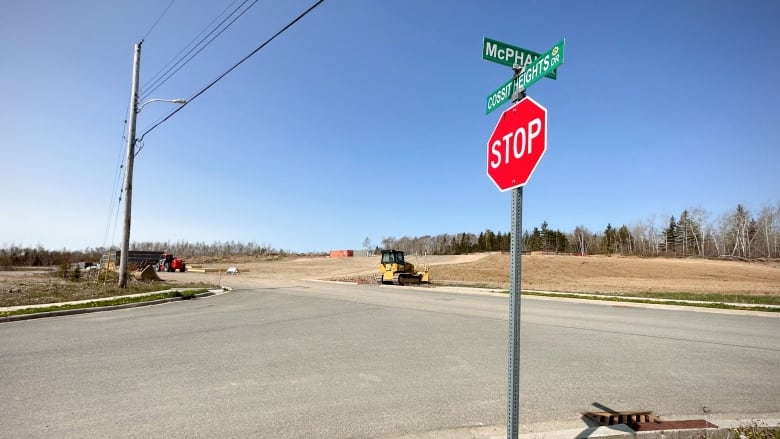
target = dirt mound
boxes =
[134,265,160,281]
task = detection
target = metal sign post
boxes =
[506,67,526,439]
[507,184,523,439]
[483,38,563,439]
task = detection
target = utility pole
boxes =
[119,41,142,288]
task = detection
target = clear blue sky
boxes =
[1,0,778,252]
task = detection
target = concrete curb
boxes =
[521,289,780,311]
[512,420,780,439]
[312,280,779,315]
[0,289,224,323]
[384,417,780,439]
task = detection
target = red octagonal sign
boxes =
[487,96,547,191]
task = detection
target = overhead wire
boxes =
[140,0,240,95]
[100,0,278,256]
[137,0,327,150]
[139,0,258,102]
[141,0,177,41]
[102,0,326,261]
[101,0,176,253]
[102,112,130,251]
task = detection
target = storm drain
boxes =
[583,411,717,431]
[584,411,657,426]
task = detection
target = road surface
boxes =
[1,281,778,438]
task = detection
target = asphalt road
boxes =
[1,281,778,438]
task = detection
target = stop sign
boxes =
[486,96,547,191]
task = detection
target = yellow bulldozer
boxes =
[376,249,430,285]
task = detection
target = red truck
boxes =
[156,253,186,272]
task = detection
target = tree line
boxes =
[378,203,780,259]
[3,203,779,267]
[0,241,284,268]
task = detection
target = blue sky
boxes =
[1,0,778,252]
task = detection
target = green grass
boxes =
[0,289,210,318]
[632,291,780,306]
[731,420,780,439]
[431,281,779,312]
[519,291,780,312]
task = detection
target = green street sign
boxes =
[485,39,565,114]
[482,37,557,80]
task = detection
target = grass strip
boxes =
[632,291,780,306]
[519,290,780,313]
[430,282,779,312]
[0,289,209,318]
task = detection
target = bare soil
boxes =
[0,270,209,308]
[177,253,779,296]
[430,253,780,295]
[2,253,778,307]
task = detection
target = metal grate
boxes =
[583,411,717,431]
[584,411,657,426]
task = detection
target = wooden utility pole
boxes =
[119,42,141,288]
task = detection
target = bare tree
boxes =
[381,236,395,250]
[630,222,648,255]
[572,225,592,255]
[688,207,709,256]
[756,204,778,258]
[774,203,780,258]
[719,205,753,258]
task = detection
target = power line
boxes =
[141,0,240,94]
[141,0,258,101]
[141,0,177,41]
[102,113,130,249]
[136,0,326,149]
[140,0,258,101]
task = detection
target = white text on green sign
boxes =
[485,40,565,115]
[482,37,557,80]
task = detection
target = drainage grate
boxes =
[584,411,657,426]
[583,411,717,431]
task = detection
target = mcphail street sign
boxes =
[485,40,565,114]
[482,37,557,80]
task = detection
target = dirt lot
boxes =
[177,252,779,296]
[430,253,780,295]
[2,253,779,307]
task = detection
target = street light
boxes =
[118,41,186,288]
[138,98,187,112]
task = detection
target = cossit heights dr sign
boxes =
[485,39,564,114]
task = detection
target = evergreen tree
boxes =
[603,223,617,254]
[665,216,677,254]
[485,229,496,251]
[617,225,632,255]
[477,232,486,252]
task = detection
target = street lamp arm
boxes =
[137,98,186,113]
[136,100,188,145]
